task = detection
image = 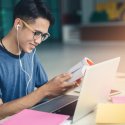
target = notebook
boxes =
[1,109,70,125]
[112,96,125,103]
[96,103,125,124]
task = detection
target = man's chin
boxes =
[23,49,33,53]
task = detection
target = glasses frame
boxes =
[21,19,50,41]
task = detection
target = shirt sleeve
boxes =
[0,75,2,98]
[0,90,2,98]
[34,54,48,88]
[0,81,2,99]
[0,64,2,99]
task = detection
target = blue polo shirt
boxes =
[0,45,48,103]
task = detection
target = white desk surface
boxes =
[66,73,125,125]
[68,72,125,125]
[0,73,125,125]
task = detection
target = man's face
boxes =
[17,18,50,53]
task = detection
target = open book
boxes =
[68,57,94,83]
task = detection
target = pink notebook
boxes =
[111,96,125,103]
[1,109,69,125]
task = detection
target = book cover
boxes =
[1,109,70,125]
[96,103,125,124]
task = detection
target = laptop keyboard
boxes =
[31,95,78,113]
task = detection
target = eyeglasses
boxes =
[21,20,50,41]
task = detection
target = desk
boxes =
[71,73,125,125]
[0,73,125,125]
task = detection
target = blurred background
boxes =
[0,0,125,79]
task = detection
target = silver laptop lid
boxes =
[72,57,120,123]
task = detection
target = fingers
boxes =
[63,81,79,89]
[59,73,72,81]
[59,73,82,89]
[76,78,82,83]
[62,82,79,93]
[51,73,82,94]
[75,78,82,86]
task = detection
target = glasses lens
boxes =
[42,33,50,41]
[34,32,50,41]
[34,31,41,39]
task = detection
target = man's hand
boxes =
[0,73,81,120]
[42,73,80,97]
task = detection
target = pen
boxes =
[109,91,121,96]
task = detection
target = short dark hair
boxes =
[14,0,54,26]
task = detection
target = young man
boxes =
[0,0,79,119]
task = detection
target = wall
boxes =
[0,0,19,38]
[0,0,62,41]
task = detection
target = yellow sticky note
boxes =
[96,103,125,124]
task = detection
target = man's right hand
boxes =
[42,73,79,97]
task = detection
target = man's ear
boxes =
[14,18,23,30]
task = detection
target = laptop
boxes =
[32,57,120,123]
